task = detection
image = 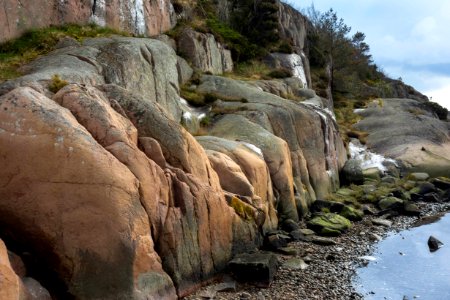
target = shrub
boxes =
[48,74,68,93]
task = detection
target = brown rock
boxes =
[0,239,26,299]
[0,87,176,299]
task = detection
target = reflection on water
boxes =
[354,214,450,300]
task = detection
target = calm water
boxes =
[354,214,450,300]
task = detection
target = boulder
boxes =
[378,197,404,210]
[340,205,364,221]
[177,28,233,75]
[409,173,430,181]
[307,213,352,236]
[428,236,443,252]
[341,159,364,185]
[354,99,450,177]
[22,277,52,300]
[229,252,278,286]
[0,0,176,43]
[363,168,381,182]
[264,53,308,88]
[177,56,194,85]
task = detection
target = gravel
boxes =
[185,201,450,300]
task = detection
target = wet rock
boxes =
[307,213,351,236]
[369,233,383,241]
[378,197,404,210]
[428,236,444,252]
[229,252,279,286]
[340,205,364,221]
[283,258,308,270]
[341,159,364,185]
[281,219,300,232]
[372,218,393,227]
[213,281,236,292]
[298,228,316,236]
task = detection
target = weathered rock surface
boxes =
[177,27,233,75]
[0,34,349,298]
[228,252,278,285]
[355,98,450,177]
[0,0,176,43]
[1,36,182,121]
[0,87,177,299]
[197,75,346,215]
[277,2,312,86]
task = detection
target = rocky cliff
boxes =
[0,0,176,43]
[0,32,346,298]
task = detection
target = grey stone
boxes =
[177,56,194,85]
[311,236,337,246]
[283,258,308,270]
[177,28,233,75]
[372,218,393,227]
[341,159,364,185]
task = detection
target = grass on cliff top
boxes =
[0,24,130,82]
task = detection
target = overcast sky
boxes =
[286,0,450,109]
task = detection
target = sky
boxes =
[285,0,450,109]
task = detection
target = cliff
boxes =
[0,1,447,299]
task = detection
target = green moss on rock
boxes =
[307,213,352,236]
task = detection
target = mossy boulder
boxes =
[408,172,430,181]
[307,213,352,236]
[378,196,404,210]
[340,205,364,221]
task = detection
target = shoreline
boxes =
[186,201,450,300]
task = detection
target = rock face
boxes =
[0,35,347,298]
[355,99,450,177]
[277,2,312,87]
[197,75,346,217]
[177,27,233,75]
[264,53,309,88]
[0,0,176,43]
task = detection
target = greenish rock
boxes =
[340,205,364,221]
[403,202,421,216]
[278,247,298,256]
[362,194,377,203]
[336,188,356,197]
[403,180,417,190]
[378,197,404,210]
[363,168,381,182]
[381,176,397,184]
[307,213,352,236]
[298,228,315,236]
[409,172,430,181]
